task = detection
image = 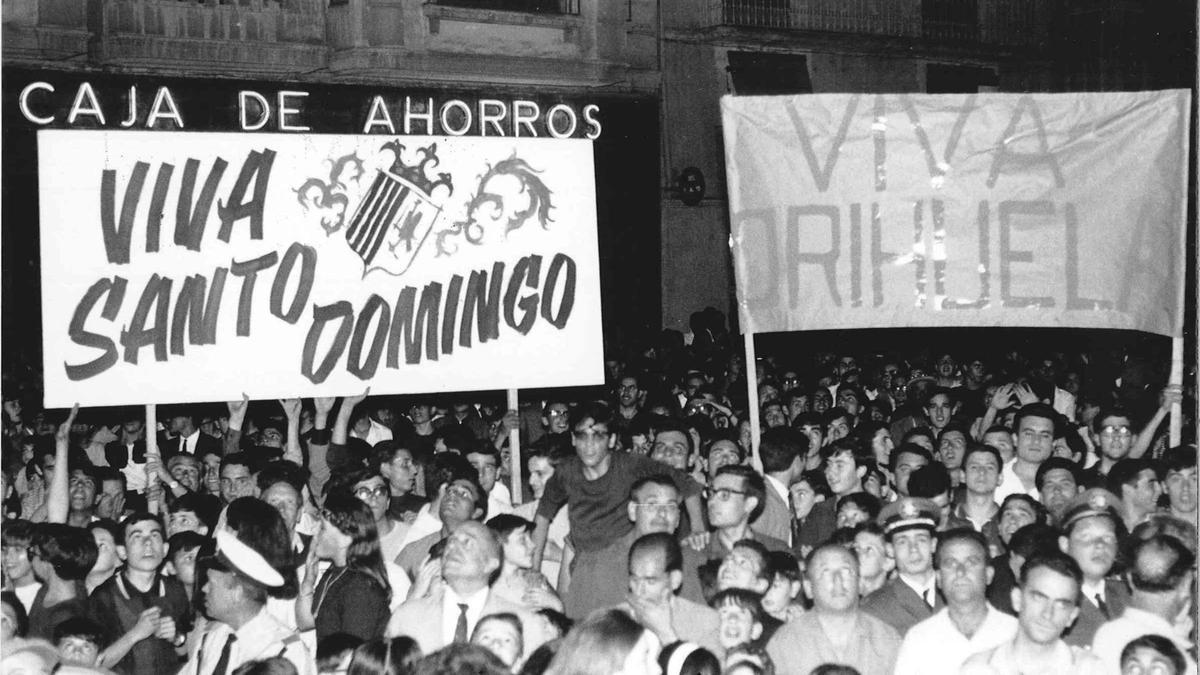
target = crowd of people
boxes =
[0,312,1197,675]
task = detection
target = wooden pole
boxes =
[1169,337,1184,447]
[743,333,762,472]
[507,388,522,504]
[145,404,160,515]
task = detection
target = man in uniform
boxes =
[861,497,944,635]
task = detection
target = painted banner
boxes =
[39,131,603,407]
[721,90,1190,338]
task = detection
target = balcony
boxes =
[426,0,579,15]
[696,0,1049,48]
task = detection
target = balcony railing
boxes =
[427,0,580,15]
[706,0,1047,47]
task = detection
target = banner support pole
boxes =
[145,404,159,515]
[507,388,522,504]
[1170,336,1184,447]
[743,333,762,472]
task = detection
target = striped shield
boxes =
[345,168,444,276]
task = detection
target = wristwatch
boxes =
[167,480,181,491]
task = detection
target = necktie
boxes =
[179,436,188,455]
[1095,594,1110,619]
[453,603,469,644]
[211,633,237,675]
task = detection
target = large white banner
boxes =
[39,131,603,407]
[722,91,1190,338]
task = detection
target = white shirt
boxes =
[1080,579,1106,606]
[350,419,392,447]
[441,586,489,645]
[181,607,316,675]
[121,450,148,493]
[994,458,1040,503]
[487,482,514,518]
[1092,607,1198,675]
[13,582,41,613]
[378,519,412,565]
[899,573,937,607]
[177,429,200,455]
[894,604,1018,675]
[399,503,442,550]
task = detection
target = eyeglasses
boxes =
[705,487,749,501]
[1100,426,1133,438]
[633,502,679,514]
[354,486,390,500]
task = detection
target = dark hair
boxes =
[167,531,208,560]
[658,642,721,675]
[725,643,775,675]
[836,492,882,521]
[1013,403,1059,435]
[1,519,35,548]
[167,492,221,532]
[1092,406,1133,433]
[369,440,415,475]
[908,464,951,499]
[714,465,767,521]
[962,443,1002,471]
[347,636,422,675]
[819,437,873,473]
[117,511,163,545]
[1128,534,1196,593]
[568,402,615,433]
[766,550,801,583]
[811,666,862,675]
[824,408,854,430]
[730,539,771,581]
[1120,634,1186,675]
[798,470,832,500]
[759,428,807,474]
[999,494,1049,528]
[317,633,365,671]
[486,514,533,542]
[225,497,299,600]
[1035,457,1082,491]
[87,518,122,546]
[414,642,510,675]
[900,426,936,446]
[710,588,765,623]
[424,453,477,499]
[1161,445,1198,475]
[231,657,300,675]
[536,609,573,637]
[321,492,391,603]
[1107,458,1158,495]
[791,412,825,434]
[629,532,683,574]
[472,611,524,644]
[255,460,309,494]
[219,451,256,475]
[889,443,933,472]
[934,528,990,568]
[1008,523,1061,560]
[0,591,28,638]
[1019,552,1083,595]
[53,616,106,647]
[520,638,561,675]
[31,523,98,581]
[655,418,696,457]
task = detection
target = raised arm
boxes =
[46,403,79,524]
[1130,385,1184,459]
[329,388,369,470]
[225,394,249,456]
[307,397,336,500]
[280,398,304,466]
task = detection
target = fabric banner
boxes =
[721,90,1190,338]
[39,130,603,407]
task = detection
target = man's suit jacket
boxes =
[161,432,222,460]
[861,577,945,636]
[105,440,148,468]
[752,480,792,545]
[1063,578,1131,647]
[385,587,545,657]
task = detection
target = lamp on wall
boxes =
[676,166,705,206]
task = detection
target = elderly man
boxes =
[181,530,313,675]
[861,497,944,635]
[623,533,721,656]
[894,529,1017,675]
[962,552,1102,674]
[1091,534,1198,675]
[386,520,543,658]
[766,543,901,675]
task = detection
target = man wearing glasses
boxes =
[696,466,788,561]
[1081,408,1136,488]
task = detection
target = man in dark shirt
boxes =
[531,402,704,618]
[89,513,191,675]
[27,523,97,641]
